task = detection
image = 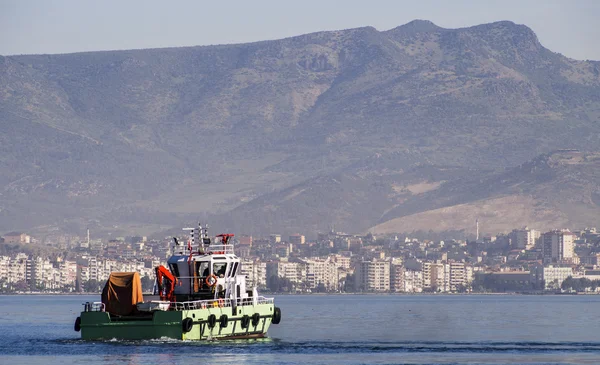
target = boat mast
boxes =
[182,227,195,253]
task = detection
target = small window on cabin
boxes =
[169,264,180,278]
[213,263,227,278]
[198,262,209,277]
[230,262,239,277]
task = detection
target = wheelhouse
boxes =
[165,226,249,302]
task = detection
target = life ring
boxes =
[251,313,260,327]
[74,316,81,332]
[272,307,282,324]
[205,274,218,287]
[219,314,229,328]
[200,302,207,309]
[182,317,193,333]
[207,314,217,329]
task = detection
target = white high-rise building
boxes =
[449,262,473,292]
[305,257,339,291]
[533,265,573,290]
[0,256,10,284]
[355,259,390,292]
[403,268,423,293]
[9,253,28,284]
[240,259,256,287]
[329,254,351,269]
[267,260,307,287]
[59,261,77,289]
[512,227,539,250]
[542,230,575,263]
[390,259,404,292]
[422,262,432,289]
[241,259,267,289]
[425,262,447,292]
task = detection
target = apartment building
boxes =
[427,262,447,292]
[390,259,404,292]
[542,230,575,263]
[532,265,573,290]
[0,256,8,281]
[267,259,307,286]
[7,253,28,284]
[3,232,31,244]
[355,259,390,292]
[289,234,306,245]
[305,257,339,291]
[30,257,56,288]
[329,254,351,269]
[512,227,539,250]
[403,268,423,292]
[240,259,267,289]
[422,262,432,289]
[449,262,473,292]
[59,261,77,288]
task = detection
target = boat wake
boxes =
[3,338,600,356]
[267,340,600,354]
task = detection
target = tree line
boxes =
[561,276,600,292]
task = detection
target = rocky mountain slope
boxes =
[1,20,599,237]
[215,150,600,237]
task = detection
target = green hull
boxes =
[80,303,275,340]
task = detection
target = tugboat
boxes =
[74,224,281,340]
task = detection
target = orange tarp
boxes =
[101,272,144,316]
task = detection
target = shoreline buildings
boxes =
[2,225,600,294]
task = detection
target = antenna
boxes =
[172,237,181,254]
[202,223,211,245]
[182,227,195,252]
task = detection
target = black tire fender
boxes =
[182,317,193,333]
[74,317,81,332]
[219,314,229,328]
[241,315,250,329]
[207,314,217,328]
[251,313,260,327]
[272,307,282,324]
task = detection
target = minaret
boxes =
[476,219,479,241]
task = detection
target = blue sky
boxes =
[1,0,598,60]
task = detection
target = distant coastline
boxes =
[1,291,591,296]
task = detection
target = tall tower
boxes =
[476,219,479,241]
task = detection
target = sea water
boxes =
[1,294,600,365]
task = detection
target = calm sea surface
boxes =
[1,294,600,365]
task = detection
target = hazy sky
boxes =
[1,0,599,60]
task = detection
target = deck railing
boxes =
[82,296,273,313]
[173,244,235,256]
[168,296,274,311]
[82,301,105,312]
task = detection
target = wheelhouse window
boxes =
[228,262,239,277]
[197,261,209,277]
[169,264,180,278]
[213,262,227,278]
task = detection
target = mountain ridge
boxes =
[1,20,600,237]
